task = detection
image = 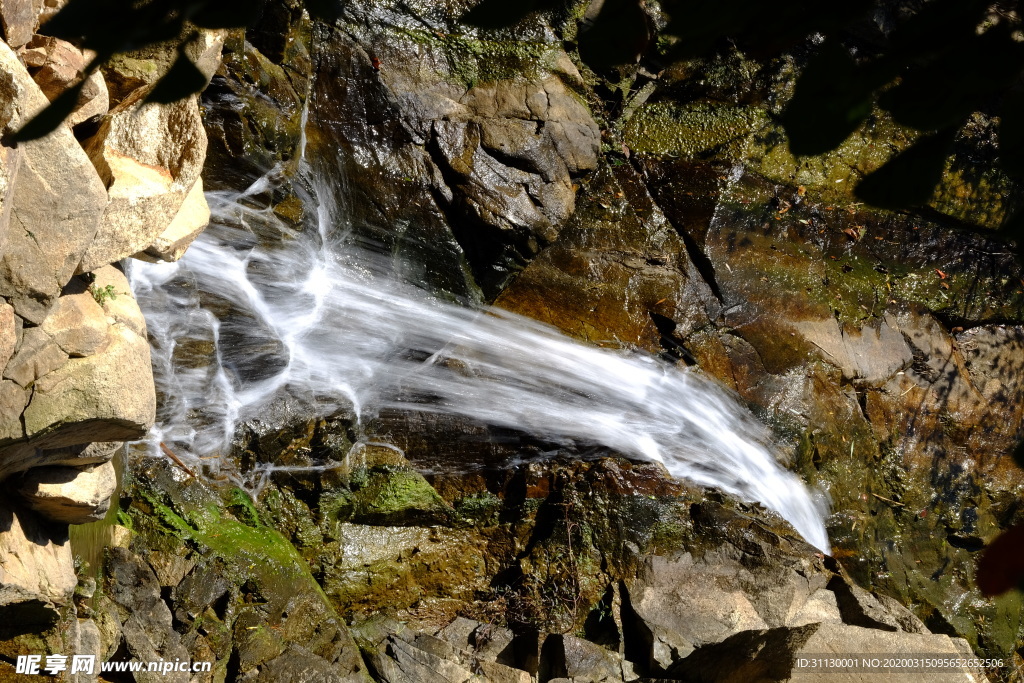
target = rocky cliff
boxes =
[0,1,1022,682]
[0,0,219,665]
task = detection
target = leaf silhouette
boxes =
[854,129,956,209]
[9,79,87,142]
[144,52,208,105]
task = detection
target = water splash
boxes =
[130,173,830,552]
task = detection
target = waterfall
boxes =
[130,167,831,553]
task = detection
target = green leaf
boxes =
[782,41,875,156]
[854,129,956,209]
[304,0,346,22]
[144,52,208,105]
[9,80,86,143]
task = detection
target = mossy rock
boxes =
[345,467,453,526]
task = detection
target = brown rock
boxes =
[24,36,109,128]
[0,0,42,49]
[0,299,15,368]
[16,460,116,524]
[89,265,145,337]
[0,378,26,442]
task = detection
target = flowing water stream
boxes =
[130,164,831,552]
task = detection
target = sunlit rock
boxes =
[0,498,75,624]
[16,460,116,524]
[22,36,109,128]
[78,88,206,273]
[0,41,107,324]
[0,0,41,49]
[39,285,108,357]
[132,176,211,263]
[22,321,155,449]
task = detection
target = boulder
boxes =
[622,543,828,670]
[674,622,986,683]
[39,285,109,357]
[15,460,117,524]
[89,265,146,336]
[0,498,76,625]
[132,176,210,263]
[2,325,68,387]
[40,440,122,466]
[102,28,224,106]
[0,41,107,324]
[23,36,109,127]
[0,0,42,49]
[541,634,627,683]
[20,320,154,451]
[435,617,515,664]
[78,87,206,273]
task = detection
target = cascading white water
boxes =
[130,166,830,552]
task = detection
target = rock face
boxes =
[304,2,600,298]
[0,0,217,642]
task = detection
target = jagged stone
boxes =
[0,41,107,324]
[78,87,206,273]
[88,265,146,336]
[15,461,116,524]
[827,575,927,634]
[39,285,108,357]
[787,588,843,628]
[21,321,154,449]
[0,378,26,442]
[102,28,224,106]
[71,617,102,683]
[105,548,191,683]
[0,498,75,624]
[369,633,475,683]
[435,617,515,664]
[0,299,15,368]
[253,643,365,682]
[541,634,625,683]
[133,176,210,262]
[2,325,68,387]
[623,545,827,670]
[0,0,42,49]
[672,622,985,683]
[23,36,109,128]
